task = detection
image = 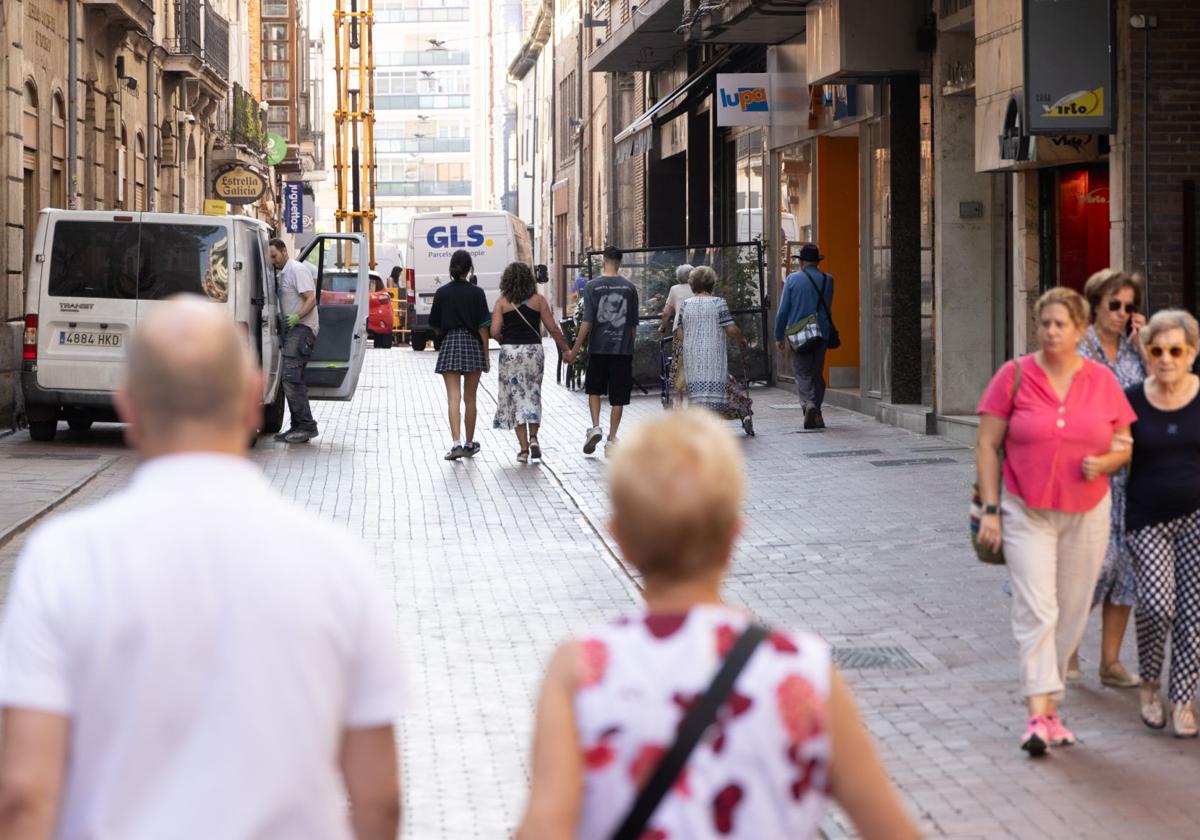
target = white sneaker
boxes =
[604,439,617,457]
[583,426,603,454]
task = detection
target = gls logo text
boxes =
[719,86,768,112]
[426,225,487,248]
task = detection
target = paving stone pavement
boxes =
[1,345,1198,839]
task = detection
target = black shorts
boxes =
[585,353,634,406]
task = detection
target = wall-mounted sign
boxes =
[266,132,287,166]
[203,199,229,216]
[1023,0,1115,135]
[211,164,268,205]
[282,181,303,233]
[716,73,772,127]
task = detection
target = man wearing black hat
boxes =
[569,245,639,455]
[775,243,835,429]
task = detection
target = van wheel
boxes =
[29,420,57,442]
[67,418,94,433]
[412,337,427,352]
[374,332,394,349]
[261,386,286,435]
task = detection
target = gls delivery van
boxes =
[405,211,532,351]
[21,209,372,441]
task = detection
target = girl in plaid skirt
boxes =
[430,249,491,460]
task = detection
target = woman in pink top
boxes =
[518,410,919,840]
[976,287,1136,756]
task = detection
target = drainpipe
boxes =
[67,0,78,207]
[146,44,167,211]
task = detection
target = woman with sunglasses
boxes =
[1069,270,1148,688]
[1124,310,1200,737]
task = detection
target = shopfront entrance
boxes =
[1055,164,1111,293]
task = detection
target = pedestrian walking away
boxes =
[491,261,575,463]
[775,243,835,430]
[0,298,405,840]
[517,409,920,840]
[677,266,748,413]
[975,287,1136,756]
[1122,310,1200,738]
[570,245,640,457]
[431,249,491,461]
[658,263,694,408]
[1069,268,1148,687]
[270,238,321,444]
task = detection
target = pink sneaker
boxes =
[1021,715,1050,756]
[1044,712,1076,746]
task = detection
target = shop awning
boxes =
[613,49,743,163]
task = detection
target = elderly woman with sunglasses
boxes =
[1067,270,1148,688]
[1124,310,1200,737]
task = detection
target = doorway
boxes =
[1052,164,1110,293]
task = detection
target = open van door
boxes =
[296,233,369,400]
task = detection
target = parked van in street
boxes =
[405,210,533,350]
[21,210,371,441]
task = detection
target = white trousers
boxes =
[1002,491,1112,699]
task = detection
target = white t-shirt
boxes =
[279,257,320,335]
[665,283,694,331]
[0,454,404,840]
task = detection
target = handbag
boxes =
[970,358,1023,565]
[610,623,768,840]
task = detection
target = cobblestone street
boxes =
[2,345,1199,839]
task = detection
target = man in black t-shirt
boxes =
[569,245,639,456]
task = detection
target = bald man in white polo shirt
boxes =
[0,297,404,839]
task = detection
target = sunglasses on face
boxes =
[1147,344,1190,359]
[1107,300,1136,314]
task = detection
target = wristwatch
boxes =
[983,504,999,515]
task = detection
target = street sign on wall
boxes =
[266,133,287,166]
[716,73,772,127]
[282,181,303,233]
[211,164,268,205]
[1023,0,1115,135]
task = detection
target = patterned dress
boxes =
[680,296,735,411]
[573,605,831,839]
[1079,325,1147,608]
[492,344,544,429]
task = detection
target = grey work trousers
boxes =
[791,340,827,410]
[282,324,318,432]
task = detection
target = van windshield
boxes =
[49,221,229,302]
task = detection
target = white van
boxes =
[404,210,532,351]
[21,209,371,441]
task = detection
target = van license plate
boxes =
[59,331,122,348]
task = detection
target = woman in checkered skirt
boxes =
[430,249,491,461]
[1124,310,1200,737]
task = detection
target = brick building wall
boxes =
[1123,0,1200,312]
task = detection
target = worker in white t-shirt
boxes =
[0,298,404,840]
[270,238,321,444]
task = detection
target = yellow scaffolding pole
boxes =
[333,0,376,269]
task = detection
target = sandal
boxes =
[517,449,529,464]
[1141,686,1166,730]
[1100,661,1141,688]
[529,439,542,460]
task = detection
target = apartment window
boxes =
[266,43,288,61]
[267,122,290,139]
[263,82,289,100]
[264,63,289,80]
[263,23,288,40]
[557,72,578,165]
[262,1,289,17]
[267,106,290,123]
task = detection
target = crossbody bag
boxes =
[970,358,1023,565]
[610,623,768,840]
[785,269,839,351]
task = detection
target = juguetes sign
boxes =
[1024,0,1115,135]
[211,164,268,205]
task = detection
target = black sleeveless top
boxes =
[1125,381,1200,531]
[500,301,541,345]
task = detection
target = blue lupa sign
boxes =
[718,86,769,113]
[283,182,303,234]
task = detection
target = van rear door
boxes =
[134,220,234,320]
[36,214,142,392]
[296,233,369,400]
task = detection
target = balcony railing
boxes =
[378,181,472,197]
[167,0,229,82]
[229,83,266,151]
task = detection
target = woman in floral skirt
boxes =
[491,262,574,463]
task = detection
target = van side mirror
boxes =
[535,264,549,284]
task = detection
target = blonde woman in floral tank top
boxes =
[518,410,918,840]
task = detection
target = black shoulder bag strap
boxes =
[804,267,834,324]
[610,623,769,840]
